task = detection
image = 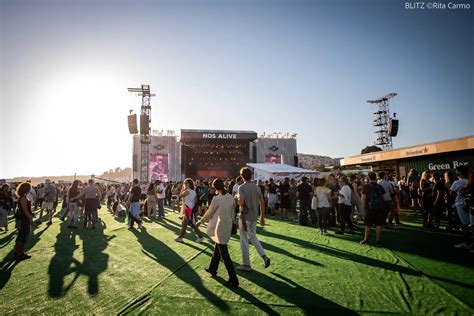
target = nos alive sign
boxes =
[180,130,258,141]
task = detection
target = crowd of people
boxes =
[0,165,473,286]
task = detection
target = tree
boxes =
[361,145,382,154]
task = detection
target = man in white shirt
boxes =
[378,172,394,227]
[336,176,354,235]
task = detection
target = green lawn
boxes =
[1,206,473,315]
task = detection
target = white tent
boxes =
[246,163,319,181]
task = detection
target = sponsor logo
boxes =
[153,144,165,150]
[269,145,279,152]
[405,147,429,156]
[361,155,376,162]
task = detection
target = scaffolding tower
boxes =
[367,93,397,151]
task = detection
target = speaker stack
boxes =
[127,114,138,134]
[389,119,399,137]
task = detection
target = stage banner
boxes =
[265,154,281,164]
[150,154,169,182]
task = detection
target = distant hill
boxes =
[297,153,341,170]
[5,167,132,185]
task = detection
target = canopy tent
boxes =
[246,163,319,181]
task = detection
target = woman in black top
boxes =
[15,182,33,260]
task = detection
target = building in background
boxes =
[132,129,298,181]
[340,135,474,177]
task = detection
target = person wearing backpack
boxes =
[360,172,386,247]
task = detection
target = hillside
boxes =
[297,153,341,170]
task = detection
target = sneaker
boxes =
[454,242,472,250]
[236,265,252,271]
[128,226,134,231]
[175,237,184,243]
[263,256,271,268]
[195,237,205,243]
[360,239,369,245]
[138,223,143,229]
[224,280,239,287]
[204,268,217,277]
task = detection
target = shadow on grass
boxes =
[237,269,357,315]
[127,227,229,312]
[48,221,115,297]
[0,223,50,289]
[259,229,474,291]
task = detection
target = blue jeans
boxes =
[157,198,165,217]
[456,204,470,225]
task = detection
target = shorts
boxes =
[364,210,385,226]
[268,193,277,206]
[41,201,54,210]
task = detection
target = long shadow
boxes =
[0,231,15,249]
[237,269,357,315]
[128,228,229,312]
[259,229,474,290]
[214,275,279,315]
[48,221,114,297]
[0,223,50,289]
[259,240,324,267]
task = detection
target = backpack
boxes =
[368,183,385,211]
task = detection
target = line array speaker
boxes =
[140,114,150,135]
[389,119,399,137]
[127,114,138,134]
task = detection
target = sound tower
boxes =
[389,119,399,137]
[140,114,150,135]
[127,114,138,134]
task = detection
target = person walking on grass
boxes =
[450,165,471,250]
[126,179,143,230]
[35,179,56,225]
[73,179,100,229]
[66,180,82,229]
[236,167,270,271]
[196,179,239,287]
[360,172,386,247]
[14,182,33,260]
[336,176,355,235]
[175,178,204,243]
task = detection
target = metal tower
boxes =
[367,93,397,151]
[127,84,155,183]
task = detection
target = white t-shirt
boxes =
[378,179,393,201]
[450,178,468,206]
[184,189,197,209]
[232,184,240,197]
[316,187,331,208]
[156,183,166,199]
[338,185,352,206]
[140,184,147,195]
[28,187,36,202]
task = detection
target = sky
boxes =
[1,0,473,178]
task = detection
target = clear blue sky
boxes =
[1,0,473,178]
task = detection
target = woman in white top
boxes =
[196,179,239,287]
[315,178,332,235]
[175,178,204,243]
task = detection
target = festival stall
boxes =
[246,163,319,181]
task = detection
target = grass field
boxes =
[1,205,473,315]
